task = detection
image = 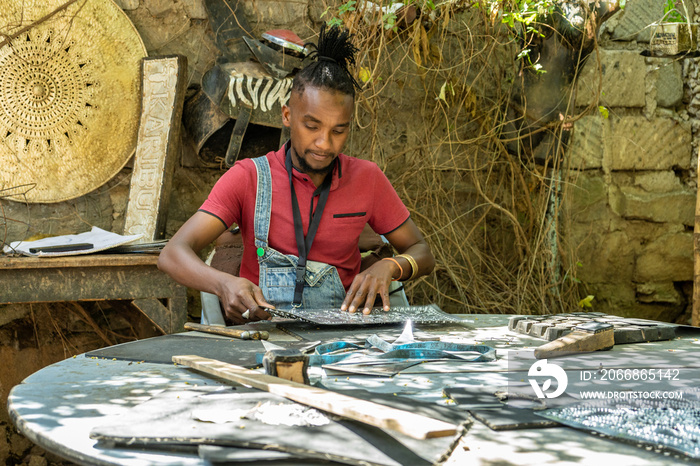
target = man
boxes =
[158,24,434,323]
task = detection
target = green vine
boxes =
[663,0,686,23]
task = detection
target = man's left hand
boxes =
[340,259,396,314]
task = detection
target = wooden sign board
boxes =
[124,55,187,241]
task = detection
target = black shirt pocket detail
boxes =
[333,212,366,218]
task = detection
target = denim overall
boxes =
[252,156,346,310]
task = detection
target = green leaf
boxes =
[598,106,609,119]
[327,17,343,28]
[578,295,595,308]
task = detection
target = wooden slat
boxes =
[173,355,459,440]
[0,254,159,270]
[0,265,184,304]
[695,216,700,326]
[132,298,170,334]
[123,55,187,241]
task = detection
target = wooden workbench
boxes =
[0,254,187,334]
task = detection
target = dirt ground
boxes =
[0,301,164,465]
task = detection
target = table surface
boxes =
[8,314,700,466]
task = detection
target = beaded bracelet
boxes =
[381,257,404,281]
[396,253,419,281]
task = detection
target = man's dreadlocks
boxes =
[292,23,360,98]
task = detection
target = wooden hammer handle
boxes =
[184,322,253,340]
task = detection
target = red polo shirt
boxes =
[199,145,410,289]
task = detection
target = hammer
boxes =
[184,322,269,340]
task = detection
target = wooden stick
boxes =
[694,145,700,326]
[173,355,459,440]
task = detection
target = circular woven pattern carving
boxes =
[0,0,146,203]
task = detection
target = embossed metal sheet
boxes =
[538,398,700,459]
[508,313,676,343]
[0,0,146,202]
[266,304,464,326]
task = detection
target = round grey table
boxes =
[8,315,700,465]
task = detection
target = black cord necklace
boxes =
[285,145,333,306]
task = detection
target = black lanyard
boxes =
[285,145,332,305]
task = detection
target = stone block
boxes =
[144,0,179,16]
[243,0,308,27]
[564,172,608,223]
[635,232,693,282]
[127,3,191,52]
[608,116,691,170]
[582,282,637,312]
[308,2,326,23]
[608,171,695,225]
[114,0,139,10]
[610,0,674,43]
[609,185,694,225]
[568,229,636,284]
[576,50,646,108]
[631,171,683,192]
[182,0,207,19]
[636,282,683,305]
[584,283,684,322]
[568,116,604,169]
[648,58,683,108]
[152,24,219,86]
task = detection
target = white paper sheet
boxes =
[3,226,142,257]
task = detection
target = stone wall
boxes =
[564,0,698,323]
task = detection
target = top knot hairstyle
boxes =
[292,23,361,98]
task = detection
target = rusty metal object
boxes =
[124,55,187,241]
[184,62,291,165]
[0,0,146,202]
[243,36,305,79]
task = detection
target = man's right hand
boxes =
[216,276,274,324]
[159,212,275,325]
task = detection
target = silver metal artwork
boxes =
[538,398,700,458]
[267,304,463,326]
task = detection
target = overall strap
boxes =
[252,156,272,254]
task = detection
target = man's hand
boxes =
[217,276,274,324]
[341,259,397,315]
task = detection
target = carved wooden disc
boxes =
[0,0,146,203]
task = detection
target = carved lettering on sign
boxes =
[123,56,187,241]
